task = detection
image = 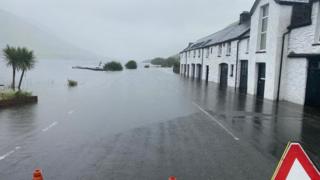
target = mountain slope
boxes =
[0,9,96,60]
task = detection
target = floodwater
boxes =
[0,59,319,179]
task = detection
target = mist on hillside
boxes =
[0,10,97,60]
[0,0,252,61]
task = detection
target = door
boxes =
[220,63,228,87]
[257,63,266,98]
[305,59,320,106]
[192,64,195,78]
[206,65,209,83]
[239,60,248,94]
[197,64,202,80]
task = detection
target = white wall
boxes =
[288,2,320,54]
[201,40,240,87]
[279,2,320,105]
[247,0,292,100]
[281,57,308,104]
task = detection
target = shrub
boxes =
[173,62,180,74]
[103,61,123,71]
[68,80,78,87]
[150,55,180,67]
[125,60,138,69]
[144,65,150,68]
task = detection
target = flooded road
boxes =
[0,59,319,179]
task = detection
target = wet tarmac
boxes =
[0,59,319,179]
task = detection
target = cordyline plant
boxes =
[3,45,36,90]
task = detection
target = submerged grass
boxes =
[0,90,32,100]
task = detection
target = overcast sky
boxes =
[0,0,254,61]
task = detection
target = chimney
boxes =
[239,11,250,24]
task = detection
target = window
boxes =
[198,49,201,58]
[218,44,222,56]
[206,48,209,58]
[259,4,269,50]
[210,47,213,54]
[230,64,234,77]
[193,50,196,58]
[316,3,320,42]
[226,42,231,56]
[246,39,250,53]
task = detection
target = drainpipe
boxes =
[235,40,241,90]
[276,30,291,101]
[201,48,204,81]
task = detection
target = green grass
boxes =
[68,80,78,87]
[0,90,32,100]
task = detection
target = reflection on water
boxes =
[181,76,320,168]
[0,58,319,171]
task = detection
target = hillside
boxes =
[0,9,96,60]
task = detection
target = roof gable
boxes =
[250,0,311,14]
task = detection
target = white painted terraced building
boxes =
[180,0,320,107]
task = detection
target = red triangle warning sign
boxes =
[272,142,320,180]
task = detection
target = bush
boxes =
[0,90,32,100]
[68,80,78,87]
[103,61,123,71]
[150,55,180,67]
[144,65,150,68]
[173,62,180,74]
[125,60,137,69]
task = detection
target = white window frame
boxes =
[193,50,196,58]
[226,42,232,56]
[258,4,269,51]
[315,3,320,43]
[206,48,209,58]
[218,44,222,57]
[246,39,250,53]
[198,49,201,58]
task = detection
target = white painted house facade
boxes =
[180,0,320,107]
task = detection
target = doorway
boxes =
[192,64,195,78]
[197,64,202,80]
[239,60,248,94]
[257,63,266,98]
[219,63,228,87]
[205,65,209,83]
[305,58,320,106]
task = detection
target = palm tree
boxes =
[17,47,35,90]
[3,45,19,90]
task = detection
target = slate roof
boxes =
[182,20,250,52]
[181,0,315,53]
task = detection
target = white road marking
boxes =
[192,102,240,141]
[0,146,21,161]
[68,110,74,115]
[42,121,58,132]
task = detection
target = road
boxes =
[0,64,319,179]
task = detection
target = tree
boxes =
[103,61,123,71]
[125,60,137,69]
[173,61,180,74]
[3,45,19,90]
[17,47,35,90]
[2,45,35,91]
